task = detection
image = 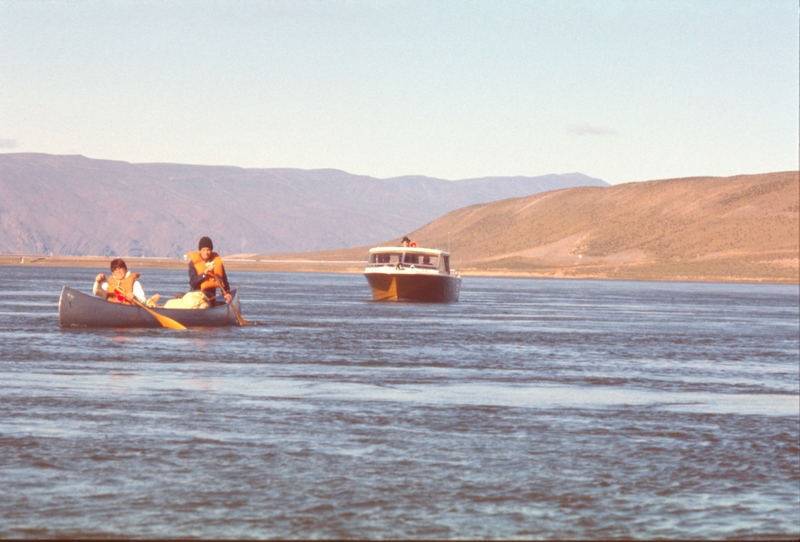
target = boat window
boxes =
[443,255,450,274]
[419,255,439,269]
[403,253,419,265]
[370,253,402,266]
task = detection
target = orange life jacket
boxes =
[106,272,141,304]
[188,251,225,292]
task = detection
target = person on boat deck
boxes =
[93,258,146,305]
[401,236,418,248]
[187,236,232,305]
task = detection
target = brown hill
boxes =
[263,172,799,283]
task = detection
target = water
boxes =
[1,266,798,539]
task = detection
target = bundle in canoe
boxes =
[58,286,242,328]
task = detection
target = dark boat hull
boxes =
[58,286,242,328]
[363,272,461,302]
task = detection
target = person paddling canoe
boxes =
[93,258,146,305]
[187,236,232,306]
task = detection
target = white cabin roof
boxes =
[368,246,449,257]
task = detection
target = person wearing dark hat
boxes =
[400,236,418,248]
[187,236,232,305]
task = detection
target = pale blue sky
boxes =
[1,0,797,184]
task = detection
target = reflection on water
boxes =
[0,267,798,538]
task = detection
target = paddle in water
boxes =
[205,272,246,326]
[226,289,246,326]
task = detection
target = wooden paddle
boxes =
[228,290,246,326]
[133,297,187,330]
[218,286,246,326]
[115,287,187,330]
[205,272,246,326]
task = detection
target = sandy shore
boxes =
[2,254,796,284]
[0,255,365,273]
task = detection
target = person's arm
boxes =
[209,259,232,302]
[93,274,108,298]
[218,265,231,293]
[132,281,146,304]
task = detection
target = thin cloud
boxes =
[567,123,619,136]
[0,138,19,149]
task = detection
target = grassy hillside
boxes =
[254,172,798,283]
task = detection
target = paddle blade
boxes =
[132,298,187,330]
[151,311,188,330]
[231,303,246,326]
[226,289,246,326]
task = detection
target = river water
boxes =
[1,266,798,539]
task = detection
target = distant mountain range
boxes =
[287,172,799,283]
[0,153,607,257]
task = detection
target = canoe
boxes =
[58,286,242,328]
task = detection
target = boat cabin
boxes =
[367,247,452,274]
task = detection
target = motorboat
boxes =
[363,246,461,302]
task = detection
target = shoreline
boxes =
[1,254,796,285]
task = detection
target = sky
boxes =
[1,0,797,185]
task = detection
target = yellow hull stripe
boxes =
[369,276,397,301]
